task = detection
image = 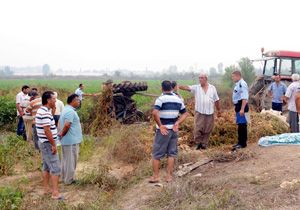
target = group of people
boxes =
[150,70,250,183]
[267,73,300,132]
[15,85,88,200]
[150,70,300,183]
[14,70,300,196]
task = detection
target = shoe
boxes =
[232,144,240,148]
[232,144,246,151]
[196,144,207,150]
[65,180,78,185]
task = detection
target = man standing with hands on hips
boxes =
[231,70,249,150]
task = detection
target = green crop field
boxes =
[0,79,198,111]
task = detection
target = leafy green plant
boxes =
[0,187,23,210]
[0,97,17,131]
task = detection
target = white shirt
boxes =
[35,106,57,143]
[55,99,64,115]
[75,88,84,101]
[16,91,30,116]
[189,84,219,115]
[285,81,300,112]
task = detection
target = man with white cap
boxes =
[284,73,300,132]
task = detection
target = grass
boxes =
[79,136,97,162]
[0,134,38,176]
[100,124,153,164]
[77,162,119,191]
[146,178,244,210]
[0,186,23,210]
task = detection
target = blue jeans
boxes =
[17,116,26,139]
[32,124,40,151]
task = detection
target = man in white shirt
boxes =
[74,83,94,109]
[179,73,221,150]
[16,85,30,139]
[53,92,64,126]
[284,74,300,132]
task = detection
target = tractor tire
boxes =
[113,82,148,94]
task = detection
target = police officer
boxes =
[231,70,249,150]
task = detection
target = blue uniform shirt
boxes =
[59,105,83,145]
[267,82,287,103]
[232,79,249,104]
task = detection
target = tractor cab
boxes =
[249,49,300,111]
[262,50,300,79]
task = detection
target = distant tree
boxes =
[217,62,224,74]
[168,65,178,73]
[222,65,236,88]
[209,67,218,77]
[238,57,256,86]
[42,64,51,76]
[3,66,14,76]
[114,70,121,77]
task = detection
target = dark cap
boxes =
[103,79,113,85]
[29,91,38,97]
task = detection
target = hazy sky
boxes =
[1,0,300,72]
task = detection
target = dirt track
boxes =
[117,144,300,210]
[2,144,300,209]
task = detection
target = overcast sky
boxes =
[0,0,300,72]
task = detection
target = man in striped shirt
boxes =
[150,80,188,183]
[36,91,63,200]
[179,73,221,150]
[25,91,42,150]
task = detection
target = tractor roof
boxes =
[264,50,300,58]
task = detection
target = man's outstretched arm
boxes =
[178,85,191,92]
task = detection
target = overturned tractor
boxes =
[111,81,148,124]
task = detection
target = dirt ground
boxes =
[116,144,300,210]
[2,143,300,209]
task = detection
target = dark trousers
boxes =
[238,124,247,147]
[272,102,283,112]
[17,116,26,139]
[54,115,60,127]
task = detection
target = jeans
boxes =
[32,124,40,151]
[54,115,60,127]
[17,116,26,139]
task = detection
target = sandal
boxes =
[149,177,160,183]
[51,195,65,200]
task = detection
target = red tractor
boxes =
[249,49,300,111]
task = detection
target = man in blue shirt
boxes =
[232,70,249,150]
[268,74,287,112]
[58,93,82,185]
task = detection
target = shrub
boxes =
[0,187,23,210]
[0,97,17,131]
